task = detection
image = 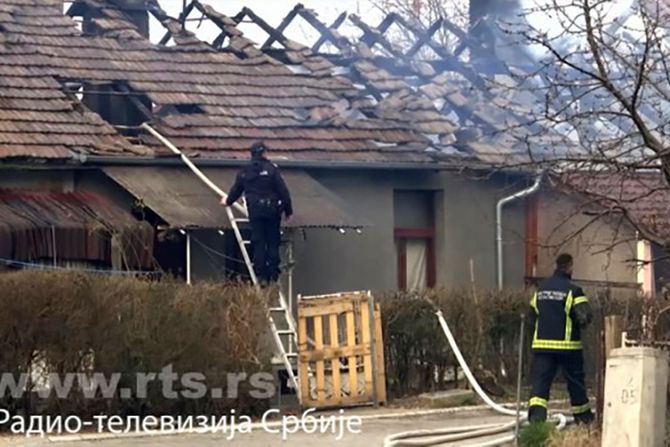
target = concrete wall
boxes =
[536,190,638,284]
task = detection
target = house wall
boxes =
[0,166,530,292]
[0,169,75,191]
[291,169,529,295]
[535,190,638,284]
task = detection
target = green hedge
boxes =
[0,271,270,418]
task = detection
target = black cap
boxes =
[250,141,266,156]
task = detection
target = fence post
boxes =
[595,316,605,426]
[368,292,379,408]
[604,315,624,359]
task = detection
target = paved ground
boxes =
[1,409,515,446]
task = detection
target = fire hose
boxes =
[383,310,568,447]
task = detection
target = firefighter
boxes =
[222,141,293,285]
[527,253,595,424]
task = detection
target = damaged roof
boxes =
[167,3,574,166]
[0,0,446,165]
[0,189,155,267]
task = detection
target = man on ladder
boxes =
[222,141,293,286]
[527,253,595,425]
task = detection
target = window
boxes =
[394,191,436,290]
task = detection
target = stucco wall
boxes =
[536,190,638,284]
[436,173,527,290]
[290,169,441,295]
[291,169,529,295]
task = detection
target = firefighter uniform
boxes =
[226,156,293,284]
[527,270,595,424]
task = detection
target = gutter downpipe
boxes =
[496,173,543,291]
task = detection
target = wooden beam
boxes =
[441,17,474,57]
[158,0,197,45]
[212,31,227,48]
[361,13,397,47]
[113,84,153,121]
[263,5,302,48]
[240,7,290,48]
[297,7,347,51]
[349,14,404,59]
[391,14,489,91]
[312,11,347,52]
[405,18,442,58]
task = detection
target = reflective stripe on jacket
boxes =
[529,271,590,351]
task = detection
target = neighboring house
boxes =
[532,172,670,295]
[0,0,661,297]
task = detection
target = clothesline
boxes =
[0,257,158,276]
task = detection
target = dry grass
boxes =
[547,427,601,447]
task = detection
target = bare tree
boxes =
[503,0,670,247]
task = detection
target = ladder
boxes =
[142,123,301,401]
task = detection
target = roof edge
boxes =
[81,155,452,171]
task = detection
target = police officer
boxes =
[527,253,595,424]
[222,141,293,285]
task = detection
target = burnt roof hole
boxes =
[148,14,164,45]
[174,104,204,114]
[236,20,270,42]
[384,21,412,53]
[184,16,218,38]
[156,104,204,116]
[319,41,341,55]
[282,18,316,47]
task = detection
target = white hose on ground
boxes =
[383,310,567,447]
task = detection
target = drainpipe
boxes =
[496,173,543,290]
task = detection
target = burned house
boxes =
[0,0,660,294]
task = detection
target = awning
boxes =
[102,166,364,229]
[0,190,154,268]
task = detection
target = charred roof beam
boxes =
[360,12,398,47]
[262,4,302,49]
[295,6,349,51]
[157,0,196,44]
[311,11,347,53]
[236,7,291,48]
[406,18,443,58]
[348,14,405,59]
[388,14,489,92]
[113,83,153,122]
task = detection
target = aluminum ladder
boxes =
[142,123,301,402]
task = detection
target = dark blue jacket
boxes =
[226,157,293,219]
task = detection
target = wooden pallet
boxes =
[298,291,386,409]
